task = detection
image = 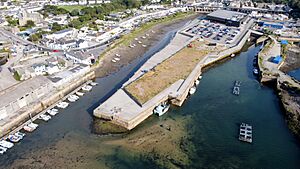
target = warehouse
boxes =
[207,10,248,27]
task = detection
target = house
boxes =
[32,63,46,75]
[65,51,94,65]
[46,28,77,40]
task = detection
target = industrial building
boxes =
[207,10,248,27]
[0,76,54,121]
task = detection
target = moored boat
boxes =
[39,114,51,121]
[56,102,69,109]
[89,82,98,86]
[0,146,7,154]
[189,86,196,95]
[0,140,14,148]
[82,85,92,91]
[153,102,170,116]
[195,79,200,86]
[76,91,84,96]
[8,134,22,143]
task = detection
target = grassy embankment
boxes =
[125,41,209,104]
[95,11,195,63]
[58,5,84,12]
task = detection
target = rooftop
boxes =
[207,10,246,22]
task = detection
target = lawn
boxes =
[125,41,210,104]
[58,5,84,12]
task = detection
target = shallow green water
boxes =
[1,40,299,168]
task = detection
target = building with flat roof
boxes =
[207,9,247,27]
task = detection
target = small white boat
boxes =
[47,109,58,116]
[90,82,98,86]
[142,36,146,39]
[39,114,51,121]
[76,91,84,96]
[115,54,120,57]
[112,59,116,63]
[69,94,79,100]
[0,146,7,154]
[134,38,138,41]
[142,44,147,47]
[82,85,92,91]
[114,57,120,61]
[138,41,142,44]
[8,134,22,143]
[68,97,76,102]
[231,53,235,57]
[253,68,259,75]
[198,76,203,80]
[153,102,170,116]
[189,86,196,95]
[195,80,200,86]
[0,140,13,149]
[23,126,35,132]
[27,122,38,129]
[56,102,69,109]
[14,132,25,139]
[146,33,149,36]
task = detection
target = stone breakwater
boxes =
[257,36,300,139]
[93,23,252,131]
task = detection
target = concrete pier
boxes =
[94,23,252,130]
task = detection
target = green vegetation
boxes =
[125,39,208,104]
[58,5,84,12]
[5,16,19,26]
[19,20,35,31]
[13,71,21,81]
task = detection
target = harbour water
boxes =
[0,34,300,168]
[288,68,300,81]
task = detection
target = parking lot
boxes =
[183,19,243,45]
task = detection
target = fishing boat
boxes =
[239,123,253,143]
[14,132,25,139]
[0,140,14,148]
[39,114,51,121]
[198,75,203,80]
[153,102,170,116]
[114,57,120,61]
[23,125,35,132]
[253,68,259,75]
[115,53,120,57]
[232,86,240,95]
[111,59,116,63]
[76,91,84,96]
[0,146,7,154]
[195,79,200,86]
[142,44,147,47]
[56,101,69,109]
[47,109,58,116]
[8,134,22,143]
[82,85,92,91]
[27,122,38,130]
[189,86,196,95]
[235,80,241,87]
[89,82,98,86]
[68,97,76,102]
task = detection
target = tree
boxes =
[24,20,35,28]
[51,22,63,32]
[28,34,39,42]
[70,9,80,16]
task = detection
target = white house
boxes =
[65,51,94,65]
[46,28,77,40]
